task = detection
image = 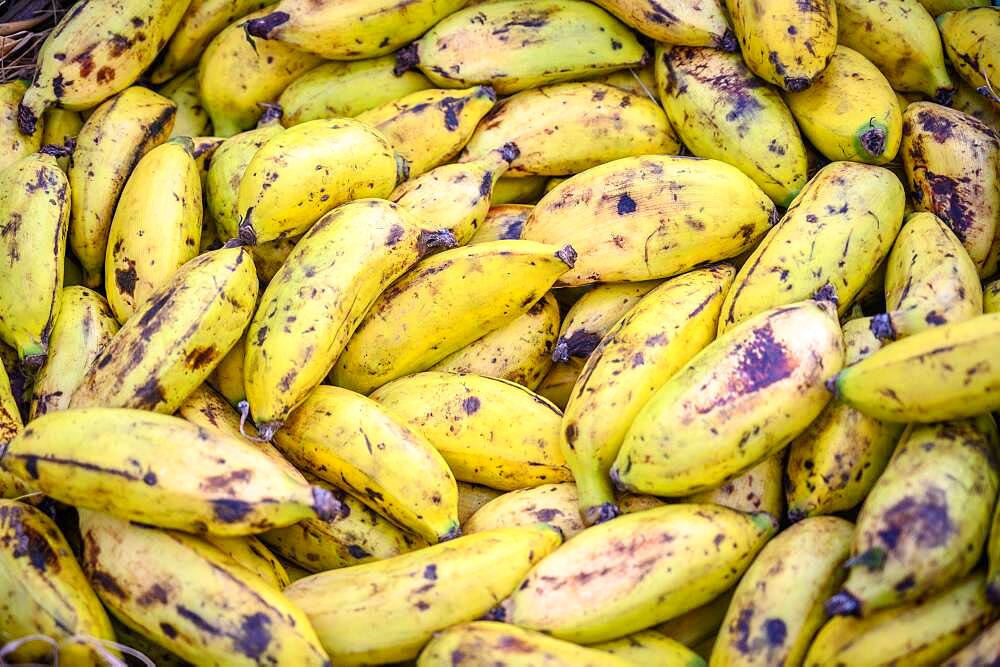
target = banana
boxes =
[431,293,558,390]
[409,0,647,95]
[470,204,532,243]
[459,82,679,177]
[69,247,256,413]
[659,592,734,648]
[332,240,576,394]
[251,234,301,283]
[537,356,586,410]
[371,371,570,490]
[236,118,401,244]
[111,619,187,666]
[938,8,1000,106]
[783,46,903,164]
[201,535,290,589]
[522,156,775,286]
[191,135,224,184]
[198,9,323,137]
[3,408,340,535]
[593,630,705,666]
[592,0,735,49]
[208,336,247,406]
[0,365,25,499]
[835,312,1000,421]
[613,300,844,497]
[617,492,667,514]
[357,86,497,179]
[79,510,329,665]
[464,483,585,538]
[921,0,990,14]
[825,417,999,616]
[279,56,431,126]
[901,102,1000,275]
[986,278,1000,313]
[0,81,42,172]
[723,0,836,91]
[285,524,561,665]
[785,317,905,520]
[805,572,996,666]
[492,175,548,205]
[711,516,853,667]
[0,152,69,367]
[562,265,734,524]
[17,0,191,135]
[553,280,660,363]
[720,162,905,332]
[686,453,784,517]
[245,200,454,434]
[506,504,777,643]
[655,45,808,206]
[41,108,82,172]
[274,385,459,543]
[104,138,203,323]
[592,63,660,100]
[951,78,1000,128]
[159,69,212,137]
[943,619,1000,666]
[0,501,114,664]
[418,622,631,667]
[458,482,503,524]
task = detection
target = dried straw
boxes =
[0,0,72,83]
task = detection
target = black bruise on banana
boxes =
[0,503,59,574]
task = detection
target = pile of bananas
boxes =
[1,0,1000,664]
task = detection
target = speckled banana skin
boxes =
[942,617,1000,666]
[553,280,660,363]
[593,0,736,49]
[0,81,42,173]
[687,453,784,518]
[593,629,705,667]
[159,70,211,138]
[938,8,1000,106]
[201,534,290,590]
[0,366,25,499]
[463,483,585,539]
[658,592,734,648]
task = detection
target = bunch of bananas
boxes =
[1,0,999,664]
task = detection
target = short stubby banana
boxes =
[459,82,679,177]
[506,503,777,643]
[332,240,575,394]
[159,70,212,138]
[562,265,734,524]
[410,0,647,95]
[686,453,784,517]
[938,8,1000,106]
[470,204,532,243]
[463,483,585,539]
[553,280,660,362]
[613,300,844,497]
[719,161,904,332]
[457,481,503,525]
[237,118,400,244]
[656,45,808,206]
[0,81,42,172]
[522,155,775,286]
[202,534,290,590]
[593,0,736,49]
[284,525,562,665]
[371,372,570,490]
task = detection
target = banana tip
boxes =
[786,508,807,523]
[256,420,281,442]
[717,29,739,53]
[21,352,46,373]
[859,126,887,159]
[312,486,348,522]
[256,102,284,126]
[551,340,570,363]
[555,245,577,268]
[481,605,506,622]
[932,87,955,106]
[987,583,1000,605]
[783,77,812,93]
[585,502,621,526]
[498,142,520,164]
[17,103,36,136]
[869,313,895,341]
[440,523,462,542]
[244,11,289,39]
[394,43,420,76]
[824,591,861,617]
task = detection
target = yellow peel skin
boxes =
[985,278,1000,314]
[0,365,25,499]
[158,69,212,138]
[553,280,661,363]
[457,482,503,525]
[201,535,290,590]
[592,629,705,667]
[463,483,585,539]
[0,81,42,173]
[938,8,1000,107]
[686,453,784,518]
[593,0,735,49]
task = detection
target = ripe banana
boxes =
[470,204,532,243]
[0,152,69,367]
[592,0,735,49]
[284,525,562,665]
[207,335,247,405]
[463,482,585,538]
[357,86,497,179]
[537,356,586,409]
[522,156,775,286]
[202,534,290,590]
[656,45,808,206]
[332,240,575,394]
[658,592,733,648]
[942,619,1000,666]
[593,630,705,666]
[686,453,784,517]
[920,0,990,13]
[986,278,1000,314]
[617,492,667,515]
[938,8,1000,106]
[409,0,647,95]
[826,417,999,616]
[492,175,548,205]
[279,55,432,126]
[78,510,329,665]
[0,365,25,499]
[506,503,777,643]
[457,481,503,524]
[720,161,905,332]
[159,69,212,137]
[553,280,660,362]
[592,63,660,100]
[0,81,41,172]
[41,108,82,171]
[274,385,459,543]
[17,0,190,134]
[562,265,734,524]
[952,77,1000,128]
[613,300,844,497]
[459,82,679,177]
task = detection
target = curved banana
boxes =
[537,356,586,410]
[463,483,585,539]
[506,504,777,643]
[159,69,212,137]
[492,176,548,205]
[920,0,990,13]
[592,0,734,49]
[951,77,1000,128]
[207,335,247,405]
[284,525,562,665]
[17,0,190,134]
[0,81,41,172]
[458,482,503,525]
[613,300,844,497]
[553,280,660,363]
[658,592,733,648]
[592,63,660,100]
[202,535,290,589]
[470,204,532,243]
[522,156,775,286]
[41,108,82,172]
[562,265,734,524]
[617,492,667,515]
[938,8,1000,106]
[0,366,25,499]
[986,278,1000,314]
[593,630,705,666]
[720,161,904,332]
[656,45,808,206]
[686,453,784,517]
[942,619,1000,666]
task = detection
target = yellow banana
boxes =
[409,0,647,95]
[986,278,1000,313]
[0,152,69,367]
[942,619,1000,666]
[17,0,191,134]
[783,46,902,164]
[522,156,775,286]
[0,365,25,499]
[938,8,1000,106]
[0,81,41,172]
[159,69,212,137]
[826,417,999,616]
[655,45,808,206]
[470,204,532,243]
[191,135,224,184]
[201,535,290,590]
[711,516,853,667]
[0,500,114,664]
[723,0,836,91]
[593,630,705,667]
[720,162,905,332]
[2,409,340,535]
[418,622,631,667]
[921,0,990,13]
[614,300,844,497]
[902,102,1000,275]
[459,82,679,176]
[659,592,734,648]
[617,492,667,514]
[553,280,660,363]
[78,510,329,665]
[371,371,570,490]
[357,86,497,178]
[951,77,1000,128]
[492,175,548,205]
[236,118,400,244]
[41,107,82,171]
[592,0,735,49]
[333,240,575,394]
[458,481,503,524]
[208,336,247,406]
[285,524,561,665]
[464,483,585,539]
[835,312,1000,421]
[591,63,660,100]
[274,385,459,543]
[537,356,586,410]
[506,504,777,643]
[686,453,784,518]
[562,265,733,524]
[111,619,186,666]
